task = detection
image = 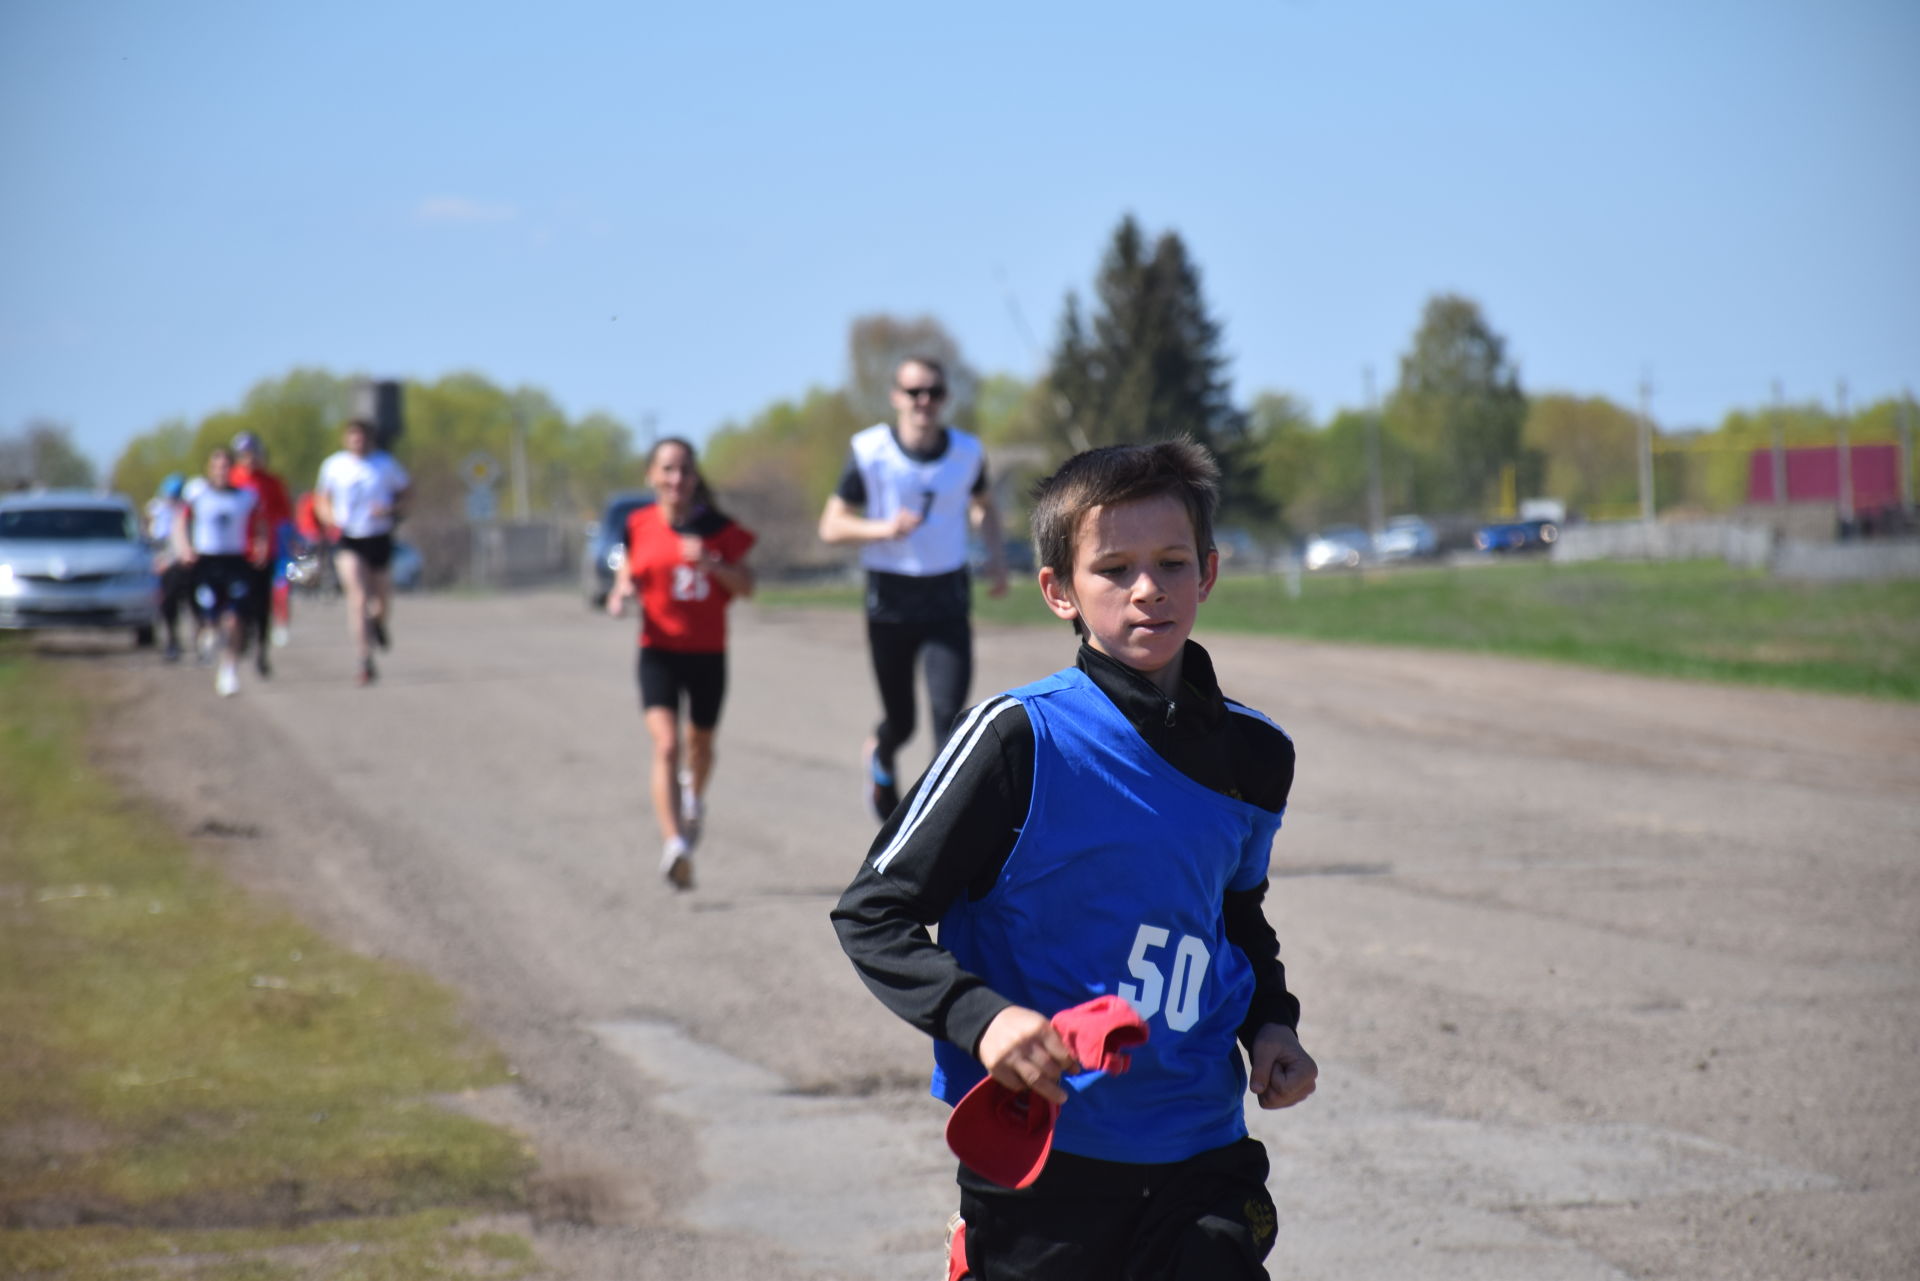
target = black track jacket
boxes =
[831,638,1301,1063]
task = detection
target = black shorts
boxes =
[192,556,253,618]
[956,1137,1276,1281]
[637,647,727,729]
[337,533,395,571]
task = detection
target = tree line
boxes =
[41,214,1910,555]
[99,370,650,527]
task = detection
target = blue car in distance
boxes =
[582,490,655,607]
[1474,518,1560,553]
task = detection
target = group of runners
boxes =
[144,417,412,695]
[612,356,1317,1279]
[143,361,1317,1277]
[608,356,1004,892]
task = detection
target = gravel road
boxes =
[73,588,1920,1281]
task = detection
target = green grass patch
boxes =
[760,559,1920,700]
[0,648,539,1278]
[3,1209,536,1281]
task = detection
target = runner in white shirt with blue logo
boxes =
[179,447,266,697]
[315,417,411,686]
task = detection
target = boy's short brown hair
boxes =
[1029,438,1220,618]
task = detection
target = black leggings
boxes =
[867,615,972,772]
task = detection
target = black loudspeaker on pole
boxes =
[354,380,405,450]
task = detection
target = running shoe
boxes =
[215,662,239,698]
[356,657,377,687]
[255,645,272,678]
[162,642,182,663]
[661,836,694,891]
[862,738,900,823]
[369,616,390,651]
[271,623,291,648]
[678,769,703,851]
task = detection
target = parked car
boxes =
[583,490,654,607]
[969,534,1037,577]
[1374,515,1439,561]
[288,537,421,595]
[1302,525,1372,571]
[287,541,332,595]
[1212,526,1266,572]
[1474,518,1560,553]
[391,540,423,592]
[0,490,159,646]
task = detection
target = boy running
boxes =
[832,439,1317,1280]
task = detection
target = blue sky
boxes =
[3,0,1916,475]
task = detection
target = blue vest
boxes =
[932,667,1285,1164]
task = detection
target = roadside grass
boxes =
[758,558,1920,701]
[0,646,539,1279]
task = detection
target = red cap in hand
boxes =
[945,995,1151,1188]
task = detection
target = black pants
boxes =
[866,614,972,772]
[956,1137,1277,1281]
[158,563,192,646]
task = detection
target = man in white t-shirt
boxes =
[819,356,1008,822]
[314,417,411,686]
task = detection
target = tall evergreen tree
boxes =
[1041,216,1255,513]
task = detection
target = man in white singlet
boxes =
[819,356,1008,821]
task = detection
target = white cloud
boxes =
[414,197,519,224]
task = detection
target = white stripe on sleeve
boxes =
[871,695,1022,873]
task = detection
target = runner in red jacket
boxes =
[606,437,756,891]
[230,432,296,674]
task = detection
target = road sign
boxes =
[462,452,501,488]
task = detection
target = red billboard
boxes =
[1747,444,1901,507]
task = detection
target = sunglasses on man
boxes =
[897,383,947,402]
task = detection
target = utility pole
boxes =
[1900,389,1915,517]
[1363,365,1385,538]
[1637,375,1656,524]
[510,400,531,520]
[1835,379,1853,532]
[1770,380,1788,508]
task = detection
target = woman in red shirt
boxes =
[606,437,756,890]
